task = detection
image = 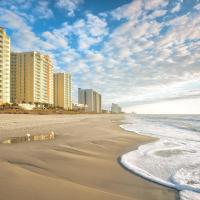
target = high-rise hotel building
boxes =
[10,52,53,105]
[78,88,101,113]
[54,72,72,110]
[0,27,10,104]
[111,103,122,113]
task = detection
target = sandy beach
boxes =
[0,114,178,200]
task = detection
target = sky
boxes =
[0,0,200,114]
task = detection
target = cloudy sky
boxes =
[0,0,200,113]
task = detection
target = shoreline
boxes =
[119,115,200,200]
[0,114,178,200]
[117,123,178,192]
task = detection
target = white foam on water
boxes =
[180,190,200,200]
[120,114,200,200]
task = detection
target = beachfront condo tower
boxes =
[53,72,72,110]
[111,103,122,113]
[0,27,10,104]
[78,88,101,113]
[10,52,53,106]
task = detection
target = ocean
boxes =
[120,114,200,200]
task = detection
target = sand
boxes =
[0,114,178,200]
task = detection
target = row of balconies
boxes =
[35,68,50,73]
[0,44,10,49]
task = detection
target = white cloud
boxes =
[78,34,101,50]
[0,8,29,30]
[72,13,108,50]
[144,0,168,10]
[56,0,84,16]
[0,8,54,51]
[194,3,200,10]
[86,51,104,62]
[60,49,81,64]
[42,31,68,49]
[0,0,53,22]
[0,0,34,10]
[111,0,143,20]
[86,13,108,37]
[168,13,200,43]
[34,0,54,19]
[91,1,200,111]
[171,2,182,13]
[151,9,167,18]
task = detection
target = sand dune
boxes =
[0,114,178,200]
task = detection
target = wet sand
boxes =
[0,114,178,200]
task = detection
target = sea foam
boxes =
[120,114,200,200]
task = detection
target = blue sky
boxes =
[0,0,200,113]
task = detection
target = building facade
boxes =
[10,52,53,105]
[54,72,72,110]
[111,103,122,113]
[0,27,10,104]
[78,88,101,113]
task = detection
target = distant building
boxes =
[72,103,88,112]
[0,27,10,104]
[10,51,53,106]
[54,72,72,110]
[102,109,110,114]
[78,88,101,113]
[111,103,122,113]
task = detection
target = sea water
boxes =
[120,114,200,200]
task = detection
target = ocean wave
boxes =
[120,114,200,200]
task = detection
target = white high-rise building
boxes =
[0,27,10,104]
[78,88,101,113]
[111,103,122,113]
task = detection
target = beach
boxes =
[0,114,178,200]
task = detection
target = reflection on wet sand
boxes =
[2,131,55,144]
